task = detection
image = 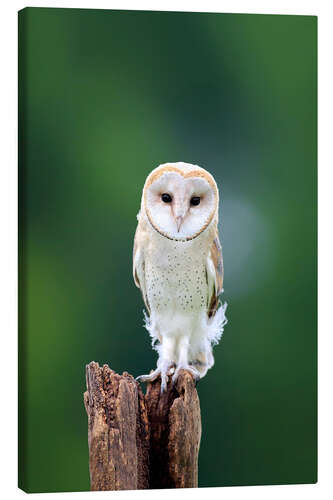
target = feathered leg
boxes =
[172,336,200,385]
[136,336,176,392]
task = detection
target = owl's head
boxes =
[141,162,219,241]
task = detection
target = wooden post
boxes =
[84,362,202,490]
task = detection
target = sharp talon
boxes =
[160,372,169,393]
[136,369,161,384]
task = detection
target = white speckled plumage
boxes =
[133,162,227,391]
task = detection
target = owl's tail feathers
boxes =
[144,302,228,350]
[207,301,228,346]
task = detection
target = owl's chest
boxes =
[145,240,208,313]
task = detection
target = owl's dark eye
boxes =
[161,193,172,203]
[190,196,201,206]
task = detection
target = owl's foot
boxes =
[160,363,175,392]
[171,365,201,386]
[136,364,175,392]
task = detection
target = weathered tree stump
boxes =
[84,361,202,490]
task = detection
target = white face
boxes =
[144,171,217,241]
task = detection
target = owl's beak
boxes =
[175,216,184,232]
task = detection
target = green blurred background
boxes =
[18,8,317,493]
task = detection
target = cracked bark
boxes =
[84,361,201,490]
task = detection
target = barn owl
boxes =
[133,162,227,391]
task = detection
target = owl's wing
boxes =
[133,226,150,314]
[206,234,224,318]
